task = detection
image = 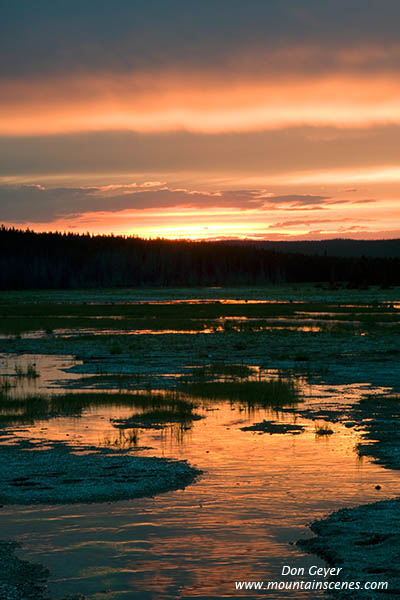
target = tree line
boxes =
[0,227,399,289]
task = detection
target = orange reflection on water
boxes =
[0,351,399,598]
[1,396,400,599]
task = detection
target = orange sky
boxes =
[3,72,400,136]
[1,2,400,240]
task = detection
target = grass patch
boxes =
[0,394,49,425]
[315,423,334,436]
[0,298,398,336]
[112,404,201,430]
[104,429,139,448]
[0,389,199,427]
[14,363,39,379]
[0,380,297,428]
[0,377,13,393]
[178,378,299,408]
[2,300,395,335]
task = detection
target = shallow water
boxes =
[0,353,83,396]
[1,287,400,597]
[1,385,400,598]
[2,284,400,305]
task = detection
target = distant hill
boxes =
[251,239,400,258]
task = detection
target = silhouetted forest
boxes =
[239,238,400,258]
[0,227,399,289]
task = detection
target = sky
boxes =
[1,0,400,240]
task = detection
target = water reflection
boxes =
[0,400,399,599]
[0,356,399,599]
[4,314,395,339]
[0,354,83,397]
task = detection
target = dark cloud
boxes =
[0,184,331,223]
[268,217,371,229]
[260,194,329,206]
[2,126,399,178]
[2,1,400,79]
[351,198,378,204]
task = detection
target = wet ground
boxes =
[0,285,400,599]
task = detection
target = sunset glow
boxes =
[1,2,400,240]
[3,73,400,136]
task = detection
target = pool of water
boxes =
[0,386,399,599]
[0,353,84,396]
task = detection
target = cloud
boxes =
[350,198,377,204]
[0,183,331,223]
[259,194,329,206]
[4,71,400,136]
[3,5,400,139]
[2,2,400,79]
[268,217,371,229]
[3,126,400,181]
[0,3,398,241]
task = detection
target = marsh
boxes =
[0,285,400,599]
